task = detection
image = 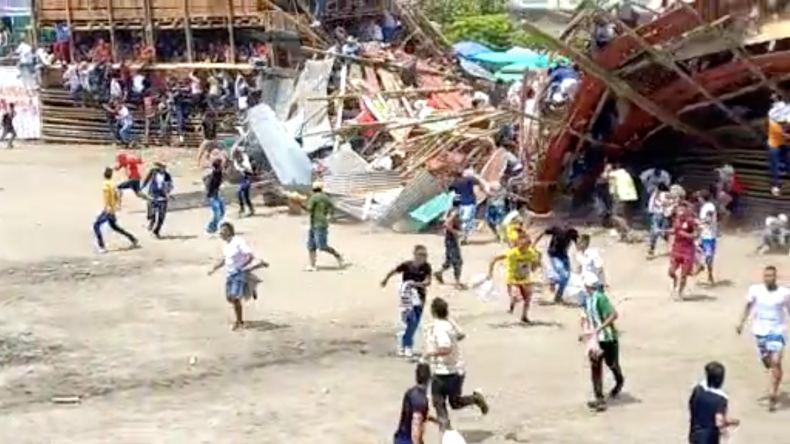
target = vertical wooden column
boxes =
[183,0,194,62]
[142,0,155,62]
[226,0,236,63]
[107,0,118,62]
[30,0,39,49]
[65,0,76,61]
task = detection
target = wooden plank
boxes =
[107,0,118,62]
[226,0,236,64]
[183,0,193,62]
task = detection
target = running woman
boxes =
[93,167,139,253]
[381,245,433,358]
[669,203,698,300]
[434,202,464,289]
[424,297,489,430]
[697,190,718,285]
[736,265,790,411]
[487,230,540,324]
[114,152,145,207]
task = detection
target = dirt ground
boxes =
[0,144,788,444]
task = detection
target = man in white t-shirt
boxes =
[424,297,488,429]
[758,214,789,254]
[736,265,790,411]
[575,234,606,306]
[208,222,268,330]
[696,190,718,285]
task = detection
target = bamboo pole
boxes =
[226,0,236,64]
[332,63,348,151]
[183,0,194,63]
[520,20,726,150]
[601,8,763,143]
[107,0,117,62]
[306,86,472,101]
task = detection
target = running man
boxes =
[536,223,579,304]
[579,272,624,412]
[697,190,718,285]
[304,181,345,271]
[688,361,739,444]
[207,221,269,330]
[141,161,173,238]
[205,158,225,234]
[232,147,255,217]
[434,201,464,289]
[669,203,698,300]
[393,363,435,444]
[381,245,432,358]
[93,167,138,253]
[736,265,790,411]
[424,297,489,430]
[487,230,540,324]
[114,152,146,206]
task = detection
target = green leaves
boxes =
[442,14,551,51]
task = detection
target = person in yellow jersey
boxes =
[486,230,541,324]
[93,167,139,253]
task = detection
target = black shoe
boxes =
[609,383,624,399]
[586,398,607,412]
[473,390,489,415]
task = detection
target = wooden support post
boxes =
[142,0,155,61]
[332,62,348,151]
[30,0,39,49]
[183,0,194,63]
[601,8,763,143]
[65,0,75,62]
[107,0,117,62]
[519,21,726,150]
[226,0,236,64]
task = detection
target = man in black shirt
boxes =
[393,363,432,444]
[205,158,225,234]
[688,361,739,444]
[536,224,579,303]
[381,245,432,358]
[197,110,218,165]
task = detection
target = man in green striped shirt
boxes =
[580,272,625,412]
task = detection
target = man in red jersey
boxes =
[115,152,146,207]
[669,203,698,300]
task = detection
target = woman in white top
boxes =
[208,222,268,330]
[424,297,488,429]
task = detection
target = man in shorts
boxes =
[487,230,540,323]
[669,203,697,300]
[736,265,790,411]
[697,190,718,285]
[304,181,345,271]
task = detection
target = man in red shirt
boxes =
[115,152,146,206]
[669,203,698,299]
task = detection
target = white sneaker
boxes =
[397,347,405,357]
[97,247,107,254]
[304,265,317,272]
[402,348,414,358]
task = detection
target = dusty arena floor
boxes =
[0,145,788,443]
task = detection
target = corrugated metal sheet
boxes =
[323,170,402,195]
[375,169,444,227]
[284,58,335,153]
[258,75,296,120]
[322,146,370,174]
[331,195,390,221]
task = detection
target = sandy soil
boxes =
[0,144,788,444]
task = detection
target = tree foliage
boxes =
[418,0,551,51]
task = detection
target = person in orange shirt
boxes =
[768,98,790,196]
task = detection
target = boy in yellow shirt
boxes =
[487,230,541,324]
[94,167,138,253]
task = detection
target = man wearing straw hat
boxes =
[142,160,173,239]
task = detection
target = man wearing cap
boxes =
[579,271,624,412]
[142,161,173,238]
[304,181,344,271]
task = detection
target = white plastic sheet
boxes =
[442,430,468,444]
[469,274,497,302]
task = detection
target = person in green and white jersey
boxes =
[579,272,625,412]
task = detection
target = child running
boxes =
[487,230,541,324]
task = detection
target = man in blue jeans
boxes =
[536,223,579,304]
[205,159,225,234]
[393,363,432,444]
[381,245,433,358]
[304,181,344,271]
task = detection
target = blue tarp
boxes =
[470,47,550,68]
[452,41,492,59]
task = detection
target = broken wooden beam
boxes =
[520,21,726,150]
